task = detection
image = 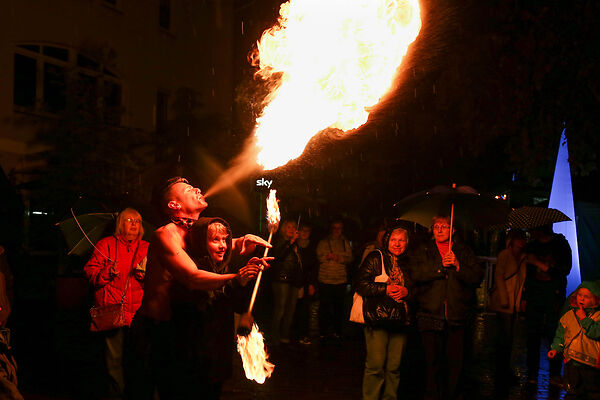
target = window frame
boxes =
[12,43,123,124]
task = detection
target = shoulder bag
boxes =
[349,250,388,324]
[90,239,140,332]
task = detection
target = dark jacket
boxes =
[411,239,483,326]
[171,217,246,383]
[270,235,303,287]
[523,233,572,312]
[298,239,318,289]
[354,227,414,330]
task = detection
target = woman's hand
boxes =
[236,257,273,286]
[108,261,119,278]
[386,284,408,302]
[442,251,460,271]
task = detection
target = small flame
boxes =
[236,324,275,383]
[253,0,422,170]
[266,189,281,230]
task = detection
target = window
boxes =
[104,81,122,125]
[13,54,37,108]
[156,91,169,131]
[159,0,171,30]
[13,44,122,124]
[43,63,66,113]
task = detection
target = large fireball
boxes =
[254,0,422,170]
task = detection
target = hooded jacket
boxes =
[551,281,600,368]
[354,225,414,330]
[171,217,246,383]
[84,235,148,326]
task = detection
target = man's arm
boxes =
[493,250,511,309]
[154,229,238,290]
[232,234,272,256]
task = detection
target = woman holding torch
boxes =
[169,217,272,399]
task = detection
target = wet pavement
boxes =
[14,309,567,400]
[221,312,567,400]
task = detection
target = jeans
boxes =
[318,283,346,337]
[271,282,300,343]
[363,326,407,400]
[104,326,127,398]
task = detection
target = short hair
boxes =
[432,215,451,225]
[115,208,144,239]
[207,221,229,240]
[151,176,189,215]
[506,229,527,247]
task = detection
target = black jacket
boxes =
[270,235,304,287]
[354,248,414,330]
[411,239,483,325]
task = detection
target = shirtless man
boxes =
[128,177,271,400]
[138,177,270,321]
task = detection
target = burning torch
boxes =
[236,189,279,383]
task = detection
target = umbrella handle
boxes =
[69,208,114,262]
[448,204,454,250]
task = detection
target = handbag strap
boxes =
[375,250,389,280]
[119,239,140,305]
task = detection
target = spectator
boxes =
[488,229,527,387]
[0,245,21,400]
[295,223,319,344]
[354,224,414,400]
[411,215,483,400]
[84,208,149,399]
[317,220,353,341]
[522,224,572,386]
[270,219,303,345]
[548,281,600,399]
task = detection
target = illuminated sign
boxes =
[255,178,273,189]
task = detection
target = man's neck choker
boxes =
[170,216,197,229]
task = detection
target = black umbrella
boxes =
[504,206,571,229]
[394,184,509,249]
[394,185,510,229]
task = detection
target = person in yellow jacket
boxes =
[548,281,600,399]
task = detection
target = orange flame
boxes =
[236,324,275,383]
[253,0,421,170]
[265,189,281,231]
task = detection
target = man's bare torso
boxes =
[137,223,184,321]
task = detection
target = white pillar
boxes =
[548,128,581,295]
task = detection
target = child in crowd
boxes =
[548,281,600,399]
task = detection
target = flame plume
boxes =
[254,0,422,170]
[237,324,275,384]
[237,189,279,383]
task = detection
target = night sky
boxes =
[231,0,600,225]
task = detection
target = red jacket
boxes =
[84,236,149,326]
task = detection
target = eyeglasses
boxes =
[433,224,450,230]
[126,218,142,224]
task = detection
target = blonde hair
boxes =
[115,208,144,239]
[207,221,229,240]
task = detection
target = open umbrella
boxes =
[57,211,155,257]
[503,206,571,229]
[393,185,510,231]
